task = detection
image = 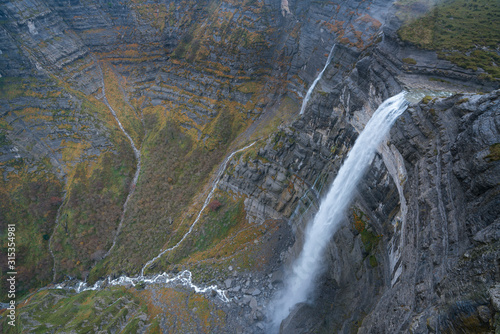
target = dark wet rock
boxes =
[279,303,320,334]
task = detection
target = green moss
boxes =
[272,130,286,150]
[0,132,10,146]
[421,95,433,104]
[402,57,417,65]
[243,147,258,162]
[0,77,23,100]
[352,209,382,261]
[236,81,263,94]
[369,254,378,267]
[145,318,162,334]
[360,228,381,255]
[485,143,500,162]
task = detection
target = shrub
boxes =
[402,57,417,65]
[208,199,222,211]
[421,96,433,104]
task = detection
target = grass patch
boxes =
[236,81,263,94]
[0,165,63,302]
[402,57,417,65]
[397,0,500,80]
[247,96,299,143]
[182,197,246,258]
[352,209,381,267]
[421,95,433,104]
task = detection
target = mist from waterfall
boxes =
[299,44,336,115]
[270,92,409,330]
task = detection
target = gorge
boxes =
[0,0,499,333]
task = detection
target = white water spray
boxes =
[299,44,336,115]
[270,92,409,329]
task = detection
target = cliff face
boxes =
[0,0,499,332]
[223,31,499,330]
[274,88,500,333]
[361,85,499,334]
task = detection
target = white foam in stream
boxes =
[55,270,229,302]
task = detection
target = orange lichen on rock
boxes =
[357,14,382,30]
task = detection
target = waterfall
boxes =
[299,44,336,115]
[270,92,409,329]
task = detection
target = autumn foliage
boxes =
[208,199,222,211]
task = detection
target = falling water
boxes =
[299,44,336,115]
[270,92,409,329]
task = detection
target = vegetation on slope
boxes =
[0,284,226,333]
[91,105,247,279]
[0,165,63,301]
[101,62,145,147]
[0,72,140,292]
[0,0,284,306]
[397,0,500,80]
[352,208,381,267]
[51,139,136,281]
[486,143,500,162]
[165,190,285,284]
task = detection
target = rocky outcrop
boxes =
[357,90,500,334]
